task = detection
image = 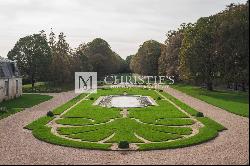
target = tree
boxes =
[179,2,249,91]
[216,3,249,91]
[130,40,162,75]
[83,38,125,78]
[158,24,190,80]
[50,32,72,84]
[124,55,134,73]
[179,17,220,91]
[71,43,92,73]
[7,31,52,89]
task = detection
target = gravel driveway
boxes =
[0,88,249,165]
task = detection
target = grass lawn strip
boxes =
[172,84,249,117]
[0,94,53,120]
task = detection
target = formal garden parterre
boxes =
[25,87,226,150]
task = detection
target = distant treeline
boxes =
[7,32,129,88]
[130,2,249,91]
[7,2,249,91]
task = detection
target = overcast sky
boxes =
[0,0,246,59]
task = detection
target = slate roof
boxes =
[0,57,20,78]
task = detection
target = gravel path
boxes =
[0,88,249,165]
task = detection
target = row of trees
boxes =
[130,2,249,91]
[179,3,249,91]
[7,30,127,88]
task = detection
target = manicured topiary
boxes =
[47,111,54,117]
[157,97,162,100]
[118,141,129,149]
[90,97,95,100]
[196,112,204,117]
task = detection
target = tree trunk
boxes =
[234,83,238,91]
[207,82,213,91]
[31,81,35,91]
[242,82,246,92]
[31,74,35,92]
[227,82,231,89]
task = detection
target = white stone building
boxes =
[0,57,22,102]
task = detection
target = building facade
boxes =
[0,57,22,102]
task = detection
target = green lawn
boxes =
[23,82,73,93]
[172,84,249,117]
[25,87,225,150]
[0,94,53,120]
[22,82,46,88]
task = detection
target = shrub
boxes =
[47,111,54,117]
[118,141,129,149]
[90,97,95,100]
[157,97,162,100]
[196,112,204,117]
[159,89,163,92]
[97,81,104,86]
